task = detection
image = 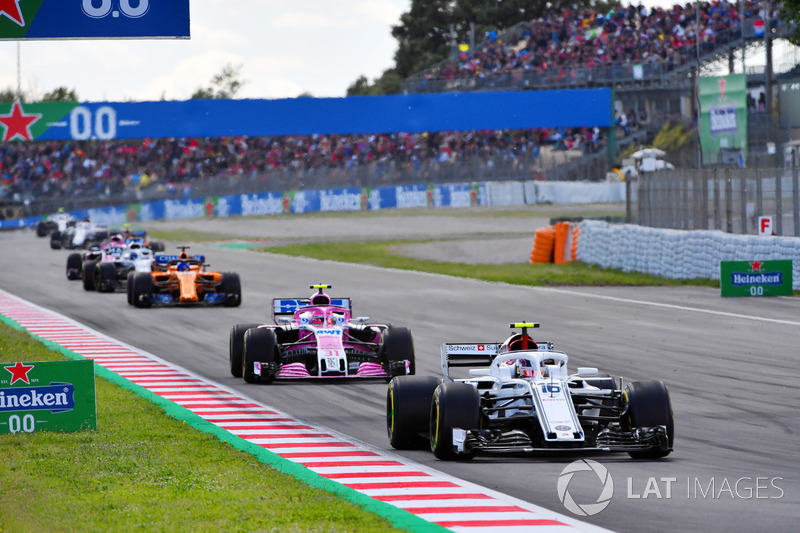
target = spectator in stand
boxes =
[412,1,777,90]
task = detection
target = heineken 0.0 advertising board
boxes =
[720,259,793,297]
[699,73,748,166]
[0,360,96,434]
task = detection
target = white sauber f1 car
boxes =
[387,323,674,460]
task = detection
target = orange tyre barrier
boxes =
[570,226,580,261]
[554,222,571,264]
[530,225,556,264]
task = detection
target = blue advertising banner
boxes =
[32,90,613,142]
[0,0,190,40]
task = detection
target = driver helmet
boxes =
[177,262,190,271]
[513,359,536,379]
[311,312,325,325]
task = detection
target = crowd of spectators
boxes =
[410,1,782,88]
[0,127,604,207]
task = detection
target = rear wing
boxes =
[272,297,352,322]
[441,343,499,381]
[155,254,205,265]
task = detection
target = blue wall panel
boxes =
[38,89,612,141]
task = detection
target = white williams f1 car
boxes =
[387,323,674,460]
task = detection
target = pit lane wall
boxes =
[0,180,626,229]
[577,220,800,289]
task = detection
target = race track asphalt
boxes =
[3,218,799,533]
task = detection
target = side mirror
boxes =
[277,317,292,324]
[576,367,598,377]
[354,317,370,323]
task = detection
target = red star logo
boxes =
[4,362,34,385]
[0,0,25,27]
[750,259,763,272]
[0,101,42,141]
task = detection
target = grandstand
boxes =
[1,1,797,219]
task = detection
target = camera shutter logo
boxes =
[557,459,614,516]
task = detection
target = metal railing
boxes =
[630,166,800,237]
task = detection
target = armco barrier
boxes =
[577,220,800,289]
[0,180,624,230]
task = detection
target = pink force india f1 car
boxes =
[387,322,674,460]
[229,285,415,383]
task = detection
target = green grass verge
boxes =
[262,240,718,287]
[0,319,430,533]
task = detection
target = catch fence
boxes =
[630,167,800,237]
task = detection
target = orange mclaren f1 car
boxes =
[128,247,241,308]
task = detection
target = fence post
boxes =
[626,173,632,223]
[713,168,721,230]
[756,167,763,220]
[740,169,748,234]
[793,161,799,237]
[701,169,709,230]
[776,169,783,236]
[725,168,733,233]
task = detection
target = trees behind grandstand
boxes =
[347,0,622,96]
[781,0,800,45]
[191,63,247,99]
[0,86,78,103]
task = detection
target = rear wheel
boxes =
[229,323,260,378]
[221,272,241,307]
[382,326,415,380]
[623,380,674,459]
[243,327,278,384]
[95,263,116,293]
[66,253,82,280]
[82,260,98,291]
[387,376,440,449]
[430,382,480,460]
[132,272,153,308]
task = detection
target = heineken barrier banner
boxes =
[0,0,190,40]
[0,89,613,142]
[0,182,489,228]
[699,74,748,166]
[0,360,96,434]
[720,260,793,297]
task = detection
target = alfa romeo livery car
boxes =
[229,285,415,383]
[387,323,674,460]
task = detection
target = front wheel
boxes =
[387,375,441,449]
[229,323,260,378]
[66,253,82,280]
[82,260,98,291]
[221,272,241,307]
[126,271,135,305]
[430,382,480,460]
[623,380,674,459]
[243,327,278,384]
[132,272,153,308]
[95,263,116,293]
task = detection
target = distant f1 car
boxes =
[36,210,74,239]
[128,246,241,308]
[51,219,110,250]
[387,323,674,460]
[66,235,157,295]
[229,285,415,383]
